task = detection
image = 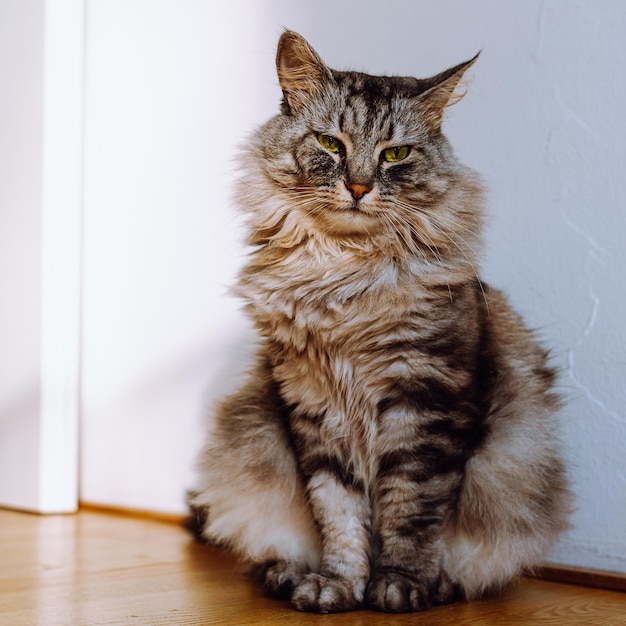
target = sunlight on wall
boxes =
[81,0,274,511]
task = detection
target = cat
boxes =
[188,30,571,614]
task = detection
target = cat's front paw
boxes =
[365,569,436,613]
[262,560,307,599]
[292,573,361,613]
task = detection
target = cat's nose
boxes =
[346,183,372,200]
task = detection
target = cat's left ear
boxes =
[276,30,333,114]
[418,52,480,133]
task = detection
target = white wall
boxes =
[0,0,45,511]
[81,1,626,573]
[80,0,268,511]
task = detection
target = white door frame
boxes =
[0,0,84,513]
[38,0,84,513]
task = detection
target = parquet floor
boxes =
[1,508,625,625]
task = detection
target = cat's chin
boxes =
[312,206,379,238]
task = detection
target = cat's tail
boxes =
[184,490,210,544]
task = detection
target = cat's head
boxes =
[239,31,483,260]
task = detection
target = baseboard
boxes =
[79,501,186,526]
[535,564,626,593]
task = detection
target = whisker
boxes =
[417,209,482,253]
[379,212,428,262]
[384,211,442,270]
[415,210,488,311]
[384,202,444,262]
[388,199,488,310]
[395,198,480,242]
[381,206,452,294]
[391,199,480,264]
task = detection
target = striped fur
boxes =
[189,31,571,613]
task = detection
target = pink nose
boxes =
[346,183,372,200]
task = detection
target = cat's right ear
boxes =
[276,31,332,115]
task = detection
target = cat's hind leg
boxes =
[441,404,571,599]
[189,364,320,596]
[442,291,572,600]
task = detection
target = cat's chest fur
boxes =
[239,243,477,463]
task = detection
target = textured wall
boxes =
[81,0,626,572]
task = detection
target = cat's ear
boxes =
[418,53,480,133]
[276,31,333,114]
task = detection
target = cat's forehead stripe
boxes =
[343,96,380,136]
[335,99,396,145]
[327,72,413,142]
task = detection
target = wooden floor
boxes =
[1,508,625,626]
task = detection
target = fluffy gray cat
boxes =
[188,31,571,614]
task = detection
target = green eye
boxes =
[317,133,343,154]
[383,146,410,162]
